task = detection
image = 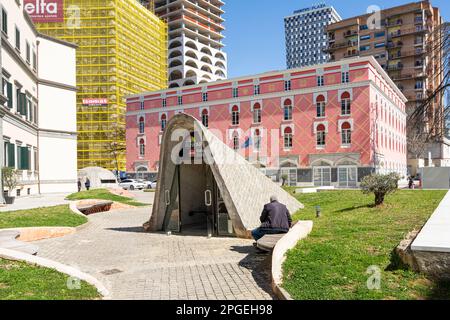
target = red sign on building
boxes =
[82,98,109,106]
[24,0,64,23]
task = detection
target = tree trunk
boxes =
[375,192,385,206]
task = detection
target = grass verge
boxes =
[0,258,100,300]
[66,189,147,207]
[283,189,450,300]
[0,205,87,229]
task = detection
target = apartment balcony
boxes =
[344,51,359,58]
[387,41,403,49]
[327,40,358,51]
[343,30,358,38]
[414,17,424,24]
[388,48,425,59]
[387,18,403,27]
[391,70,426,81]
[386,63,404,71]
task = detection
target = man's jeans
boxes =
[251,227,288,241]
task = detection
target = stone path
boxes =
[33,207,274,300]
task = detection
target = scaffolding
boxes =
[35,0,167,171]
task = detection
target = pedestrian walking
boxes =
[85,177,91,191]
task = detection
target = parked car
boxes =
[118,179,146,190]
[142,180,157,189]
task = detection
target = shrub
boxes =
[2,167,19,196]
[360,173,401,206]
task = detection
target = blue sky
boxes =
[223,0,450,78]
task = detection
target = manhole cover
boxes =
[101,269,123,275]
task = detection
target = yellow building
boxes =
[34,0,167,171]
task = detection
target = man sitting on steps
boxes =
[252,195,292,242]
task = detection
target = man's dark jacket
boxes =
[260,201,292,231]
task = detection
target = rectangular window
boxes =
[375,31,385,38]
[341,99,351,115]
[253,109,261,124]
[360,24,368,30]
[4,142,15,168]
[26,42,30,63]
[317,76,324,87]
[360,35,370,41]
[284,133,293,149]
[140,101,144,110]
[284,105,293,121]
[342,130,352,145]
[232,87,239,98]
[254,85,260,95]
[162,98,166,108]
[360,45,371,51]
[341,72,349,83]
[178,96,183,106]
[374,42,385,48]
[284,80,291,91]
[316,102,326,117]
[2,79,13,108]
[32,51,37,70]
[15,27,20,51]
[317,132,326,146]
[202,92,208,102]
[1,8,7,34]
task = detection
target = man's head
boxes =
[270,195,278,203]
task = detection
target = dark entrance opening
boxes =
[162,162,235,237]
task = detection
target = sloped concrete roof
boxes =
[147,114,304,238]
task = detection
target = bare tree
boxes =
[107,125,126,178]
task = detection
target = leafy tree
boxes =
[360,173,401,206]
[2,167,19,197]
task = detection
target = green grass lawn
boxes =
[0,205,87,229]
[283,189,450,300]
[0,258,100,300]
[66,189,147,207]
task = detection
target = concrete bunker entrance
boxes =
[164,162,235,238]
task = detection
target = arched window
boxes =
[316,95,326,118]
[283,99,293,121]
[253,103,261,124]
[231,105,239,125]
[341,92,351,116]
[202,109,209,127]
[316,124,326,147]
[254,129,261,151]
[139,139,145,157]
[139,117,145,134]
[341,122,352,145]
[284,127,293,149]
[233,132,239,151]
[161,114,167,131]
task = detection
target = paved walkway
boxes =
[0,193,71,212]
[33,207,274,300]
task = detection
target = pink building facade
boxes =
[126,56,408,187]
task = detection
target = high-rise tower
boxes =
[285,4,341,68]
[154,0,228,88]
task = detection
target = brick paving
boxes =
[33,207,274,300]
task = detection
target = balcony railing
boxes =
[387,19,403,27]
[343,30,358,38]
[344,51,359,58]
[387,41,403,48]
[386,63,404,71]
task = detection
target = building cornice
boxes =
[127,56,406,103]
[38,79,77,92]
[2,109,38,135]
[37,33,78,49]
[127,80,372,116]
[38,128,77,140]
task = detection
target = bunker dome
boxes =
[145,114,303,239]
[78,167,118,190]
